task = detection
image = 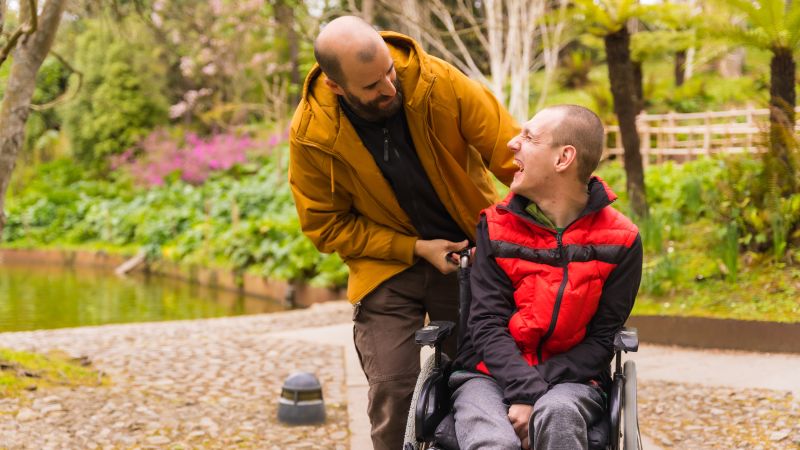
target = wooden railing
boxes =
[604,106,800,165]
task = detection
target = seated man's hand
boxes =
[414,239,468,274]
[508,403,534,449]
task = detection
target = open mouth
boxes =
[513,159,525,172]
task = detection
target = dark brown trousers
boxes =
[353,260,459,450]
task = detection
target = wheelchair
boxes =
[403,250,642,450]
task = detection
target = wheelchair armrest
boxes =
[416,321,455,347]
[614,327,639,353]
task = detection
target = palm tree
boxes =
[574,0,649,217]
[722,0,800,194]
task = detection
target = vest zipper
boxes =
[537,230,568,363]
[383,128,389,162]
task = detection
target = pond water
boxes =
[0,264,288,332]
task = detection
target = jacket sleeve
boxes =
[536,234,643,384]
[445,66,519,186]
[288,139,417,264]
[469,217,550,405]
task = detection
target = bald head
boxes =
[314,16,385,86]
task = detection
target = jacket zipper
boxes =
[383,128,390,162]
[537,230,568,363]
[383,127,429,236]
[495,203,598,364]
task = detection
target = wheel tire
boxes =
[622,360,640,450]
[403,353,445,449]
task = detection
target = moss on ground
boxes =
[0,348,108,397]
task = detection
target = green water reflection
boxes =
[0,264,287,332]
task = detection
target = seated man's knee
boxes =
[462,434,520,450]
[534,394,584,426]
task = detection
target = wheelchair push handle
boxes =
[446,248,473,269]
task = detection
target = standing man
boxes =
[289,16,518,450]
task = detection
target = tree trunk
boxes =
[604,27,648,217]
[0,0,67,236]
[361,0,374,22]
[399,0,427,47]
[0,0,6,36]
[632,59,644,113]
[768,47,797,193]
[275,0,301,108]
[674,49,686,87]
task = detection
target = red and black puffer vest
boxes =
[476,177,639,374]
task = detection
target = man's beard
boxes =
[343,78,404,122]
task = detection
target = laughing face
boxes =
[506,109,566,199]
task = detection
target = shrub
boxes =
[3,148,348,289]
[111,130,256,186]
[59,21,169,167]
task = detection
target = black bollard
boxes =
[277,372,326,425]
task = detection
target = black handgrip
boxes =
[415,321,455,346]
[614,327,639,352]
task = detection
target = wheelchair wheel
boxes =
[622,360,641,450]
[403,353,448,450]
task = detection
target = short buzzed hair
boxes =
[313,16,379,87]
[547,105,604,182]
[314,44,345,85]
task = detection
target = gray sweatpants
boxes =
[449,371,605,450]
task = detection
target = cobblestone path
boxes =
[0,302,352,449]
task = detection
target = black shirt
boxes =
[340,97,467,242]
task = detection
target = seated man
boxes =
[451,105,643,450]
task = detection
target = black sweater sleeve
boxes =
[468,217,550,405]
[536,234,643,385]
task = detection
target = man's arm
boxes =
[444,65,519,185]
[469,217,550,405]
[289,141,466,273]
[289,142,416,264]
[536,234,644,384]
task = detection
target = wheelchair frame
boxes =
[403,250,642,450]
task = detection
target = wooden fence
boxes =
[604,106,800,165]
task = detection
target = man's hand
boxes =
[508,403,534,449]
[413,239,468,274]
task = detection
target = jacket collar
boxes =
[504,176,617,227]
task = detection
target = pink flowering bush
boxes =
[112,130,257,186]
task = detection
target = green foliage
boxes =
[23,57,70,157]
[719,220,740,281]
[3,147,348,289]
[717,0,800,51]
[598,154,799,296]
[559,50,595,88]
[633,263,800,322]
[572,0,649,36]
[59,20,169,167]
[715,154,800,261]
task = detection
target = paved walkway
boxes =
[273,305,800,450]
[0,302,354,449]
[1,301,799,449]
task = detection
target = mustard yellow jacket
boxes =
[289,32,519,303]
